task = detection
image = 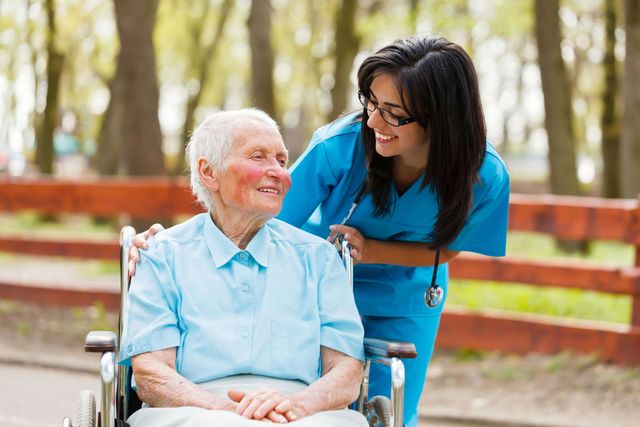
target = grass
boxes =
[0,212,117,239]
[447,231,635,324]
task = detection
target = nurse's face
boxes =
[365,73,428,166]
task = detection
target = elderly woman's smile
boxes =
[219,124,290,214]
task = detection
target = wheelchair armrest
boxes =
[84,330,117,353]
[364,337,417,359]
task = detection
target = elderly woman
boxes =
[118,109,367,427]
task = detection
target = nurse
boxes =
[130,35,510,427]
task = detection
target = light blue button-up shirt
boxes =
[118,213,364,386]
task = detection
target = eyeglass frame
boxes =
[357,90,417,127]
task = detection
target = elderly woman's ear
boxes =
[198,158,219,192]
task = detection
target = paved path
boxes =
[0,362,98,427]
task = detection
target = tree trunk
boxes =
[176,0,233,176]
[98,0,164,177]
[328,0,359,121]
[35,0,64,175]
[96,78,120,175]
[247,0,277,120]
[601,0,621,198]
[620,0,640,197]
[534,0,580,196]
[408,0,420,33]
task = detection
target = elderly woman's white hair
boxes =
[187,108,281,210]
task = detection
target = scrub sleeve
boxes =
[278,113,511,427]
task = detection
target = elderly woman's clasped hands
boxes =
[227,388,306,423]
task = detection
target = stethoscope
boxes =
[330,185,444,309]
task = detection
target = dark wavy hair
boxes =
[356,35,486,250]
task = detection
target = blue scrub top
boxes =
[278,113,510,317]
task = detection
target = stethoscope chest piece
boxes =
[424,248,443,308]
[424,284,443,308]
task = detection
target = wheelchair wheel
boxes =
[77,390,96,427]
[365,395,391,427]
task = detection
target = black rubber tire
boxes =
[77,390,96,427]
[365,395,392,427]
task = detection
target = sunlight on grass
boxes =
[0,213,117,239]
[0,252,16,262]
[78,260,120,276]
[507,231,635,267]
[448,280,631,324]
[448,231,635,324]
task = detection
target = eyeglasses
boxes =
[358,91,416,127]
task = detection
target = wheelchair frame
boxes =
[63,227,417,427]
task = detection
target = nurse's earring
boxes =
[424,249,444,308]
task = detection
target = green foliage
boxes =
[89,301,114,331]
[70,302,114,332]
[15,320,32,336]
[454,347,486,362]
[0,300,18,316]
[0,213,116,237]
[80,259,119,276]
[506,231,634,266]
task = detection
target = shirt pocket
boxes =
[271,318,320,381]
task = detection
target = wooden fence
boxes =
[1,177,639,364]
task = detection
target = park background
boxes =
[0,1,639,427]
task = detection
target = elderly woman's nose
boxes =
[265,159,287,177]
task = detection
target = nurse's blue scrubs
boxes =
[278,113,510,427]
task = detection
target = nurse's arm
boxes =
[330,224,460,266]
[363,240,460,266]
[132,347,236,411]
[289,346,363,415]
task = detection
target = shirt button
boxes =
[239,252,248,260]
[241,284,249,292]
[241,331,249,339]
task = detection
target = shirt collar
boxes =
[203,213,270,268]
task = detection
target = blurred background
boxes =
[0,0,638,199]
[1,1,640,426]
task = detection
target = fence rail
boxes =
[1,177,639,364]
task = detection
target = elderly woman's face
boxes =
[215,121,291,219]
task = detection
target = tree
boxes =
[620,0,640,197]
[175,0,233,176]
[35,0,64,175]
[97,0,164,177]
[248,0,277,120]
[328,0,359,121]
[534,0,580,196]
[600,0,621,198]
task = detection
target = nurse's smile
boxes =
[374,131,397,144]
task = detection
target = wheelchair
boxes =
[62,227,417,427]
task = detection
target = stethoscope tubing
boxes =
[332,184,443,308]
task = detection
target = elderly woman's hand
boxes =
[228,388,307,423]
[328,225,368,264]
[128,223,165,278]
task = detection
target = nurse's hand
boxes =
[128,223,165,278]
[329,224,368,263]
